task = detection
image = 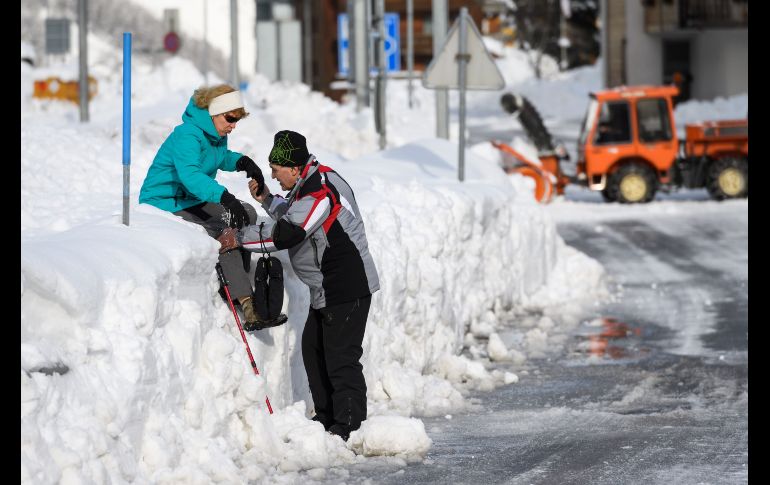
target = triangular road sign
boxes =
[422,14,505,90]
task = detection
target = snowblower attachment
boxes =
[494,93,572,203]
[492,140,556,203]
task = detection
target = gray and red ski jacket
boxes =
[238,157,380,309]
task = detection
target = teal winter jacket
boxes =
[139,97,243,212]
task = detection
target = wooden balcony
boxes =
[644,0,748,33]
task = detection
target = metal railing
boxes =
[680,0,748,28]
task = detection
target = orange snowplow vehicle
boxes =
[496,85,748,203]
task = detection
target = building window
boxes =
[423,18,432,36]
[257,0,272,20]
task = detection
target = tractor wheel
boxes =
[600,187,616,202]
[706,157,748,200]
[606,162,658,204]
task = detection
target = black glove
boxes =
[236,156,265,196]
[220,190,250,229]
[236,155,264,182]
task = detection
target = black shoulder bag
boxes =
[253,222,286,321]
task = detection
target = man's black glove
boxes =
[220,190,250,229]
[236,156,265,194]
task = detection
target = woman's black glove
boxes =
[220,190,250,229]
[236,156,265,194]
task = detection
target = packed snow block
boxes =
[348,415,432,461]
[487,332,512,361]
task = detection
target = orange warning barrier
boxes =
[33,76,98,104]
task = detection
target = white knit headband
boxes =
[208,91,244,116]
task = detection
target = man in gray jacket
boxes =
[218,130,379,441]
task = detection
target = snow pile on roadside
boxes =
[21,132,606,483]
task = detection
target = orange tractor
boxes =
[494,85,748,203]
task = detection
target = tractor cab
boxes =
[576,85,680,202]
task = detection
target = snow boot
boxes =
[238,296,261,332]
[312,414,332,431]
[239,296,288,332]
[249,314,288,331]
[328,423,351,442]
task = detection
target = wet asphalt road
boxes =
[316,200,748,485]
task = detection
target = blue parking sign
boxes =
[384,13,400,72]
[337,13,400,76]
[337,14,350,76]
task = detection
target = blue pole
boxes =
[122,32,131,226]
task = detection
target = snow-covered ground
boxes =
[21,25,747,484]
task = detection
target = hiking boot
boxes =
[238,296,261,330]
[246,314,289,331]
[238,296,288,332]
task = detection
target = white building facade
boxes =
[606,0,747,102]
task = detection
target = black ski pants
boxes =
[302,295,371,432]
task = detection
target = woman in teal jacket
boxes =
[139,84,279,330]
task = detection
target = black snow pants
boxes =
[302,295,371,432]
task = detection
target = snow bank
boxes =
[22,134,603,481]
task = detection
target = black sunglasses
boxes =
[223,114,241,123]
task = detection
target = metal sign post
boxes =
[203,0,209,84]
[422,8,505,182]
[122,33,132,226]
[432,0,449,139]
[230,0,240,88]
[78,0,89,122]
[457,10,468,182]
[346,0,356,100]
[375,0,387,149]
[353,0,369,110]
[407,0,414,109]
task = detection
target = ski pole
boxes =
[215,263,273,414]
